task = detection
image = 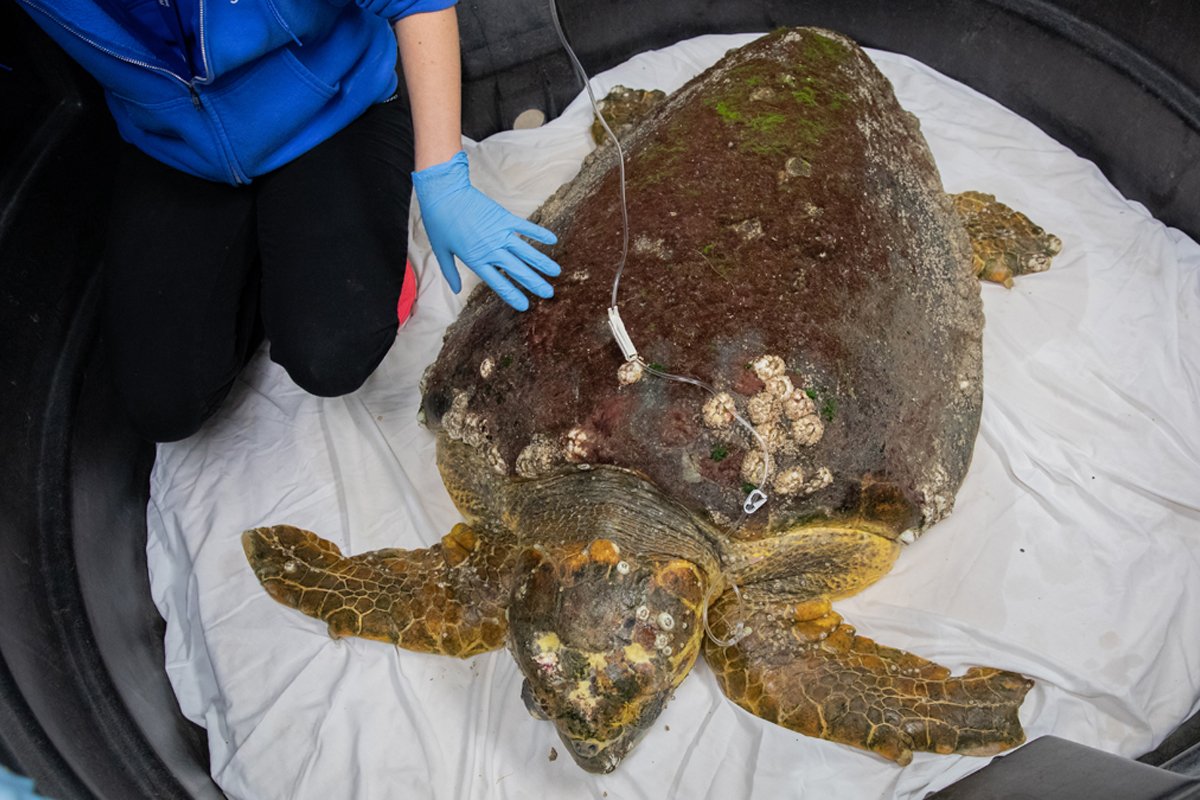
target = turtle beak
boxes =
[506,540,708,773]
[557,695,665,773]
[564,737,626,774]
[564,743,614,772]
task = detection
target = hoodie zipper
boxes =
[22,0,190,85]
[195,0,213,84]
[179,0,248,184]
[20,0,245,185]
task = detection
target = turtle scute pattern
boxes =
[242,523,514,658]
[704,594,1032,766]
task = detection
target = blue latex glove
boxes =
[413,151,561,311]
[0,766,51,800]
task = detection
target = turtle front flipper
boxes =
[242,524,516,658]
[703,591,1032,765]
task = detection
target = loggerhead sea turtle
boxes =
[243,28,1056,773]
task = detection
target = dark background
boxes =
[1,1,1197,797]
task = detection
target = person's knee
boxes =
[117,381,225,443]
[271,327,395,397]
[130,407,207,443]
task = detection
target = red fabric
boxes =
[397,259,417,325]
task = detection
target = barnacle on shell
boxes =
[702,392,737,429]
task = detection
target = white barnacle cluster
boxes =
[634,604,678,658]
[702,392,737,428]
[771,466,807,495]
[441,391,471,439]
[768,459,834,498]
[803,466,834,495]
[739,449,774,486]
[459,411,491,450]
[564,426,592,462]
[484,447,507,475]
[515,425,595,476]
[617,360,644,386]
[515,433,563,479]
[791,414,824,447]
[701,354,834,497]
[442,391,508,475]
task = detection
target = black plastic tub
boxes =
[1,1,1197,797]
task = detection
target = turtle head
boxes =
[507,539,708,773]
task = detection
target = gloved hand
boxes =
[0,766,50,800]
[413,150,562,311]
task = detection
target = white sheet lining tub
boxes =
[146,33,1200,800]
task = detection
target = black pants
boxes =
[103,98,414,442]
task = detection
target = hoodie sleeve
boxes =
[355,0,458,24]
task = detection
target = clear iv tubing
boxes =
[546,0,771,517]
[545,0,630,308]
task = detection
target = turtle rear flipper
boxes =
[242,524,516,658]
[703,591,1031,765]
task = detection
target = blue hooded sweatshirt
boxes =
[17,0,457,184]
